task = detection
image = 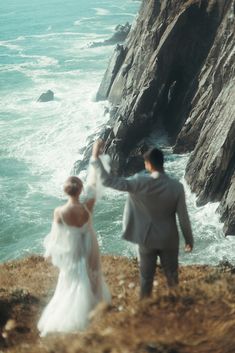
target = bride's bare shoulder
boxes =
[53,206,63,223]
[55,204,89,227]
[71,204,89,222]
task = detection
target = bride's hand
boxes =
[92,139,105,159]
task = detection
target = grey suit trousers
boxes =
[139,246,179,298]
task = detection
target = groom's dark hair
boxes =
[143,148,164,171]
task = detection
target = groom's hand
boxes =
[92,139,105,159]
[185,244,193,253]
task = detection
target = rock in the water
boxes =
[37,90,54,102]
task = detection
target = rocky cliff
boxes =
[91,0,235,235]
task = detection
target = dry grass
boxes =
[0,255,235,353]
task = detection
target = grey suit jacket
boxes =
[92,158,194,250]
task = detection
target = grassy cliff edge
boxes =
[0,255,235,353]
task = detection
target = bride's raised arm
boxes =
[83,139,110,211]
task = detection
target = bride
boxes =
[37,150,111,336]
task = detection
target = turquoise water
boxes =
[1,0,234,264]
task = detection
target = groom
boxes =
[92,139,194,298]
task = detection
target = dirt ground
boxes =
[0,255,235,353]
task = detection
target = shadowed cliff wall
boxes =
[87,0,235,235]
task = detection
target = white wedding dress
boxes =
[38,157,111,336]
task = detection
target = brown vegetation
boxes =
[0,255,235,353]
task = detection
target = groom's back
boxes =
[92,155,192,250]
[123,172,185,249]
[135,173,181,215]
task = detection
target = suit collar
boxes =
[151,171,160,179]
[151,171,165,179]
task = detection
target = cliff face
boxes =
[175,1,235,235]
[94,0,235,235]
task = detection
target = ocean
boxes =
[0,0,234,264]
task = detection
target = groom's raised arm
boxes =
[91,157,141,193]
[91,139,143,193]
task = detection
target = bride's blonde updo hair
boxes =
[63,176,83,196]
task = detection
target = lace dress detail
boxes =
[37,163,111,336]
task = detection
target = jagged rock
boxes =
[94,0,222,175]
[174,2,235,153]
[217,173,235,236]
[97,0,225,167]
[96,45,127,101]
[78,0,235,234]
[106,0,235,234]
[185,82,235,205]
[175,0,235,235]
[37,90,54,102]
[108,0,223,128]
[90,22,131,48]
